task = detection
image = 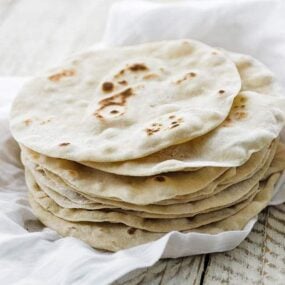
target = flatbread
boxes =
[197,173,281,234]
[21,146,228,205]
[263,142,285,179]
[10,39,241,162]
[28,139,275,211]
[81,91,285,176]
[81,50,285,175]
[159,143,273,205]
[27,173,281,251]
[23,142,276,216]
[28,169,257,232]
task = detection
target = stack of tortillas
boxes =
[9,39,285,252]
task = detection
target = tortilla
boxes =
[10,39,241,162]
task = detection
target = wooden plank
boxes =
[113,255,205,285]
[203,205,285,285]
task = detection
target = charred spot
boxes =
[94,88,133,118]
[170,123,180,128]
[48,69,75,82]
[118,80,127,85]
[129,63,148,72]
[169,115,176,119]
[151,123,162,127]
[155,176,166,182]
[170,117,183,128]
[241,104,245,108]
[127,227,137,235]
[234,111,247,120]
[59,142,70,146]
[102,82,114,92]
[146,127,160,136]
[176,72,197,84]
[222,117,232,127]
[143,73,159,80]
[24,119,32,126]
[110,110,119,114]
[94,113,103,119]
[239,96,247,103]
[114,69,125,78]
[40,119,51,125]
[219,90,225,94]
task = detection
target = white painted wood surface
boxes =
[0,1,284,284]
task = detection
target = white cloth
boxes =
[1,1,285,284]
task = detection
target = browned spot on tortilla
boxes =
[24,119,32,126]
[114,63,148,78]
[143,73,159,80]
[219,89,225,94]
[170,117,183,128]
[169,115,176,119]
[102,82,114,92]
[155,176,166,182]
[94,113,104,119]
[59,142,70,146]
[234,111,247,120]
[222,117,232,127]
[40,119,51,125]
[48,69,75,82]
[146,127,160,136]
[110,110,119,114]
[240,96,247,103]
[170,123,180,129]
[176,72,197,84]
[129,63,148,72]
[151,123,162,127]
[127,227,137,235]
[94,88,133,118]
[118,80,127,85]
[241,104,245,108]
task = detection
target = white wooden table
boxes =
[1,1,284,284]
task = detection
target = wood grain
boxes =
[0,1,284,284]
[113,256,205,285]
[203,205,285,285]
